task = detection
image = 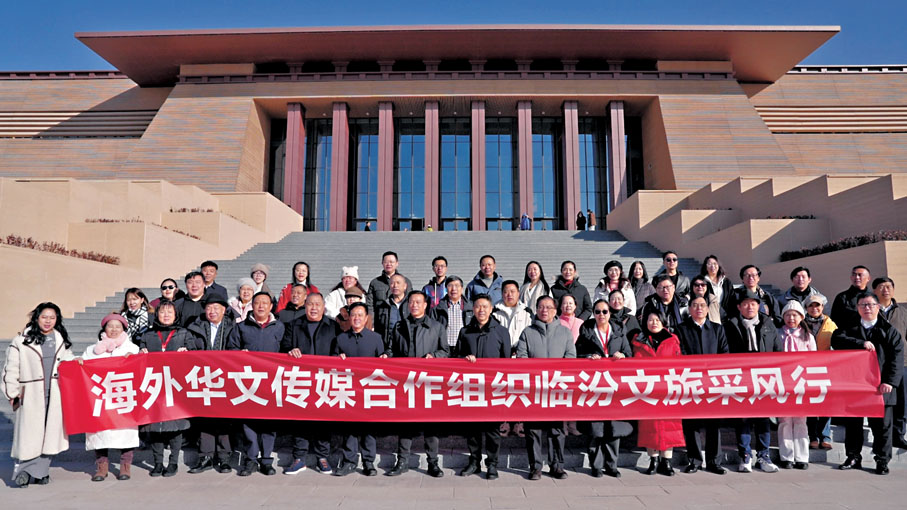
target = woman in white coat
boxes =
[81,313,140,481]
[1,302,76,488]
[324,266,366,319]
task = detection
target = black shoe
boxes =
[34,476,50,485]
[656,457,674,476]
[778,460,793,469]
[485,464,499,480]
[362,461,377,477]
[604,468,621,479]
[590,468,603,478]
[705,464,727,475]
[684,463,699,474]
[893,436,907,449]
[427,461,444,478]
[215,461,233,474]
[386,458,409,476]
[333,461,356,477]
[14,472,29,487]
[150,463,164,477]
[528,468,542,480]
[839,455,862,470]
[162,463,178,477]
[644,457,658,475]
[238,460,257,477]
[550,467,568,479]
[875,462,890,475]
[188,456,213,474]
[260,463,276,476]
[458,461,481,477]
[793,462,809,470]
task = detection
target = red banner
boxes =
[58,351,883,434]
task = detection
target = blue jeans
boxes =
[736,418,772,459]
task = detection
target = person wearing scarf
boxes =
[802,294,838,449]
[777,302,817,470]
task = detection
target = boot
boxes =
[92,456,109,482]
[657,457,675,476]
[386,456,409,476]
[118,450,133,481]
[427,460,444,478]
[644,457,658,475]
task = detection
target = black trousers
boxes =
[243,420,276,465]
[341,430,376,464]
[843,406,894,463]
[525,421,566,471]
[895,373,907,439]
[397,423,441,462]
[466,422,502,466]
[150,431,183,465]
[195,418,232,462]
[585,421,629,471]
[683,419,722,467]
[288,422,332,460]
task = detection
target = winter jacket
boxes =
[2,330,75,460]
[492,302,534,349]
[324,286,356,319]
[832,317,904,406]
[175,296,206,327]
[422,277,449,309]
[388,315,449,358]
[229,297,254,323]
[430,296,474,330]
[705,275,735,319]
[138,324,196,433]
[519,281,552,315]
[631,331,685,450]
[226,314,285,353]
[806,314,837,351]
[576,320,633,358]
[456,317,511,359]
[204,282,228,298]
[277,303,306,324]
[186,316,236,351]
[592,279,637,315]
[334,328,385,358]
[631,280,656,314]
[82,339,140,451]
[465,271,504,305]
[655,270,691,301]
[639,293,689,333]
[280,316,339,356]
[366,272,413,316]
[830,285,868,331]
[781,285,826,310]
[551,276,593,320]
[516,319,576,359]
[732,286,781,327]
[724,312,783,354]
[676,317,729,356]
[558,315,583,342]
[880,299,907,342]
[374,296,410,348]
[610,307,641,342]
[276,281,319,313]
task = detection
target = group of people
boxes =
[3,250,903,487]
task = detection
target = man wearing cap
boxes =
[724,289,782,473]
[832,291,904,475]
[430,276,474,356]
[873,277,907,449]
[277,284,308,324]
[186,291,236,474]
[281,292,341,475]
[201,260,228,297]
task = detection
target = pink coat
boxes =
[631,333,686,451]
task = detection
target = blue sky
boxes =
[1,0,903,70]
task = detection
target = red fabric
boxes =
[276,282,319,312]
[632,333,686,450]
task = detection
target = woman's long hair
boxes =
[120,287,151,314]
[700,254,727,280]
[522,260,551,295]
[22,302,71,348]
[628,260,649,287]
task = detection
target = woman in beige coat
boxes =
[2,302,76,487]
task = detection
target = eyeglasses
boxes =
[858,303,878,309]
[664,258,678,262]
[593,309,609,315]
[161,285,176,291]
[692,283,707,287]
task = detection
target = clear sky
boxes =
[1,0,903,70]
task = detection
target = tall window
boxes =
[531,117,562,230]
[485,118,518,230]
[439,118,471,231]
[267,119,287,201]
[350,118,379,231]
[625,116,645,197]
[395,118,426,231]
[303,119,332,231]
[578,117,608,217]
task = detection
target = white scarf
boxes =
[742,315,760,352]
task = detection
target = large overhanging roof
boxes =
[76,24,839,87]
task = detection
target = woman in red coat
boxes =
[632,310,685,476]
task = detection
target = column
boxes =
[424,101,440,230]
[471,101,486,231]
[517,101,534,223]
[330,102,350,231]
[608,100,628,210]
[562,101,581,226]
[377,102,394,231]
[284,103,305,214]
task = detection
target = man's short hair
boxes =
[480,254,496,264]
[789,266,810,280]
[739,264,761,279]
[252,291,272,303]
[431,255,448,266]
[652,274,674,287]
[348,302,368,314]
[472,294,494,306]
[662,250,678,260]
[873,277,895,289]
[184,271,204,283]
[382,251,398,261]
[445,276,464,288]
[200,260,218,270]
[852,265,871,274]
[502,279,520,292]
[536,295,556,309]
[857,292,880,305]
[408,290,429,302]
[292,283,309,291]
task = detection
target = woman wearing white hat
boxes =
[777,300,817,470]
[324,266,367,319]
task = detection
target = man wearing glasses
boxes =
[639,274,689,333]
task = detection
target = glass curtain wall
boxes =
[531,117,562,230]
[485,118,518,230]
[350,118,379,231]
[267,119,287,201]
[578,117,608,217]
[439,118,471,231]
[395,118,426,231]
[303,119,332,231]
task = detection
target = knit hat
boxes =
[237,277,256,292]
[345,286,365,299]
[250,263,270,278]
[341,266,359,280]
[805,293,827,307]
[101,313,129,330]
[782,300,806,319]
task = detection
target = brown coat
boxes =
[1,330,75,461]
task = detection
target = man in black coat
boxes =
[724,290,782,473]
[456,295,511,480]
[385,291,449,478]
[575,302,633,478]
[831,265,872,330]
[551,260,593,320]
[430,276,474,356]
[280,292,340,475]
[277,284,308,324]
[873,277,907,449]
[373,273,410,348]
[201,260,228,297]
[366,250,413,317]
[677,296,729,475]
[226,292,285,477]
[333,302,387,477]
[176,271,208,327]
[185,292,236,474]
[832,292,904,475]
[640,274,689,333]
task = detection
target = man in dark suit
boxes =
[385,291,449,477]
[201,260,228,297]
[677,296,729,475]
[724,289,783,473]
[280,292,340,475]
[832,292,904,475]
[456,294,511,480]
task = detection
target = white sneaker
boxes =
[756,457,779,473]
[738,454,753,473]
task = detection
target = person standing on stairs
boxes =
[200,260,227,297]
[176,271,207,327]
[366,251,413,320]
[277,261,319,312]
[422,255,449,309]
[465,254,504,305]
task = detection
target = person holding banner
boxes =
[517,295,576,480]
[456,294,511,480]
[137,299,197,477]
[832,292,904,475]
[2,302,75,488]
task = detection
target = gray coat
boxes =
[516,319,577,359]
[388,315,449,358]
